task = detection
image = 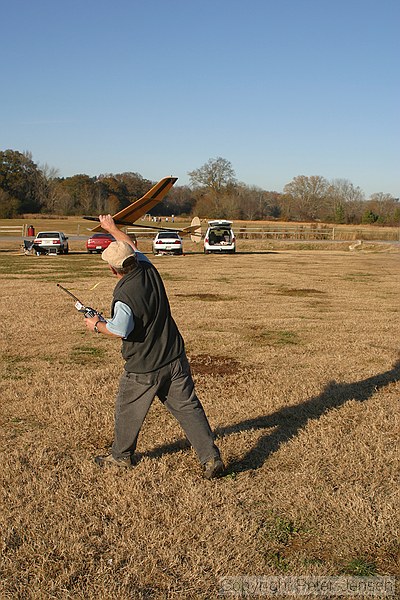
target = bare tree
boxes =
[326,179,365,223]
[188,157,236,194]
[39,162,60,181]
[233,184,277,220]
[283,175,329,221]
[233,184,259,220]
[367,192,400,224]
[188,157,237,218]
[329,178,364,203]
[35,163,60,212]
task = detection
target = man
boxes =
[85,214,224,479]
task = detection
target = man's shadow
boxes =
[140,360,400,472]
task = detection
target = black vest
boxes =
[111,262,184,373]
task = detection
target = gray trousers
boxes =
[112,352,220,465]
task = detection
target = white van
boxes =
[204,220,236,254]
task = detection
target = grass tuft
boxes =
[176,292,234,301]
[70,345,106,363]
[342,557,378,576]
[279,288,325,297]
[248,329,301,346]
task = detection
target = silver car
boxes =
[33,231,69,254]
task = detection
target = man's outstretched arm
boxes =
[98,214,137,250]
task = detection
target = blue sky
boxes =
[2,0,399,198]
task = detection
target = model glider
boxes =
[83,176,201,239]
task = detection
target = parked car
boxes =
[33,231,69,254]
[204,220,236,254]
[86,233,115,253]
[152,231,183,255]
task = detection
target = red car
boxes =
[86,233,115,253]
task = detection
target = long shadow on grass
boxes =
[218,359,400,473]
[139,360,400,473]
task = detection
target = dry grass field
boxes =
[0,238,399,599]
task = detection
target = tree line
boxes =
[0,149,399,225]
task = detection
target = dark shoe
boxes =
[203,457,225,480]
[94,453,133,468]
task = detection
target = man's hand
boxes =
[85,314,100,332]
[99,214,119,235]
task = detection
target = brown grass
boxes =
[0,241,399,598]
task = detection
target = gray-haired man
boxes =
[84,215,224,479]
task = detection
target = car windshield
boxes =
[157,232,179,240]
[37,232,61,239]
[91,233,114,239]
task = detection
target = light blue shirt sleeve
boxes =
[106,301,135,338]
[135,249,151,264]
